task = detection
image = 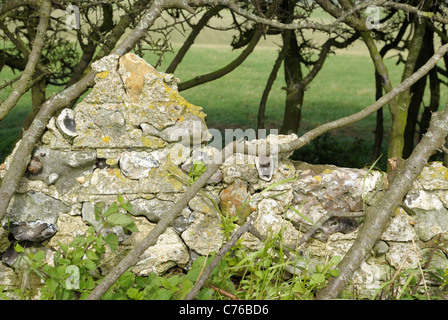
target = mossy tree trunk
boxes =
[280,28,304,135]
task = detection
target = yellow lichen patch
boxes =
[141,136,167,149]
[323,169,333,174]
[313,176,322,182]
[102,136,111,143]
[164,84,207,120]
[96,71,109,80]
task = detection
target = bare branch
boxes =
[0,0,165,223]
[165,5,225,74]
[0,0,51,121]
[273,43,448,156]
[185,217,256,300]
[316,104,448,299]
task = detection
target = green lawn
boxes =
[0,39,444,169]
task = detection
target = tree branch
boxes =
[165,5,225,74]
[178,0,281,91]
[185,217,256,300]
[0,0,165,222]
[316,104,448,299]
[0,0,51,120]
[275,43,448,156]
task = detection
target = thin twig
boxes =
[185,217,256,300]
[380,244,411,300]
[209,285,242,300]
[411,239,430,300]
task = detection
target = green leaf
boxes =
[310,273,326,285]
[14,242,25,253]
[94,202,106,221]
[159,277,172,289]
[125,221,138,233]
[315,264,324,273]
[33,250,46,262]
[126,287,141,300]
[198,288,214,300]
[118,271,135,289]
[106,213,134,227]
[104,233,118,251]
[330,255,341,265]
[103,203,119,218]
[124,201,133,213]
[86,250,98,261]
[117,193,124,205]
[72,248,85,263]
[176,278,193,300]
[155,288,173,300]
[58,241,69,253]
[84,259,97,271]
[330,269,340,277]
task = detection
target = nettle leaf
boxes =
[118,271,135,289]
[104,233,118,251]
[58,241,69,253]
[103,203,119,218]
[124,201,133,213]
[106,213,134,227]
[86,250,98,261]
[125,221,138,233]
[33,250,46,262]
[72,248,85,263]
[117,193,125,205]
[94,202,106,221]
[126,287,141,300]
[84,259,97,271]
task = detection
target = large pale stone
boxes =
[181,212,224,255]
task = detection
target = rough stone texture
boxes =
[2,53,448,297]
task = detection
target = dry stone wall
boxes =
[2,53,448,297]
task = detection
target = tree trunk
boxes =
[403,26,432,158]
[280,29,304,134]
[258,45,286,130]
[371,72,384,162]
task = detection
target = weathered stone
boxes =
[381,208,417,242]
[130,197,195,233]
[83,167,140,194]
[254,198,299,245]
[3,220,57,242]
[373,240,390,256]
[219,179,253,225]
[47,214,89,247]
[27,145,97,194]
[129,217,189,275]
[2,191,70,225]
[386,242,419,270]
[404,190,448,241]
[119,151,160,180]
[181,212,224,255]
[139,162,189,193]
[411,161,448,191]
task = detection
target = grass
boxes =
[1,10,446,169]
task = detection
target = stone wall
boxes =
[2,53,448,298]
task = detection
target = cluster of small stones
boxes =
[1,53,448,298]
